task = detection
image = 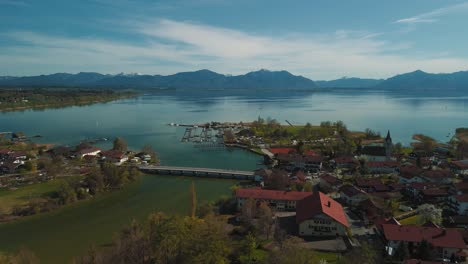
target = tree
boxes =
[142,144,159,164]
[273,222,287,249]
[416,240,435,260]
[241,198,256,225]
[303,181,313,192]
[337,242,378,264]
[190,181,197,218]
[84,168,105,195]
[113,137,128,152]
[257,201,273,239]
[417,204,442,225]
[242,232,257,261]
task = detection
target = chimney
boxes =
[327,201,331,207]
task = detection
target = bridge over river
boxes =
[138,165,255,180]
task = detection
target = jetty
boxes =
[138,165,255,180]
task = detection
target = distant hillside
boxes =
[0,69,317,90]
[315,77,383,88]
[375,70,468,89]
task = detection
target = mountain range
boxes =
[1,69,468,90]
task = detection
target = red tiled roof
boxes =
[454,181,468,192]
[400,165,423,178]
[452,160,468,170]
[367,161,399,168]
[455,194,468,203]
[235,188,312,201]
[408,182,439,190]
[355,178,383,187]
[0,149,11,155]
[333,156,355,164]
[270,148,296,155]
[340,185,367,198]
[101,150,126,159]
[421,189,448,197]
[320,174,342,186]
[296,192,349,227]
[382,224,466,249]
[422,169,453,179]
[303,150,318,156]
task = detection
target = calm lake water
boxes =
[0,90,467,262]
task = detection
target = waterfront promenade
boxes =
[138,165,255,180]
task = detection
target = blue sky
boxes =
[1,0,468,79]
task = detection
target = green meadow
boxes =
[0,175,236,263]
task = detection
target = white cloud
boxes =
[2,19,468,79]
[395,2,468,24]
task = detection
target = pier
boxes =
[138,165,255,180]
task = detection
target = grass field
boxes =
[0,180,64,215]
[0,175,236,263]
[399,214,422,225]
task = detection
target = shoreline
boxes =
[0,93,138,113]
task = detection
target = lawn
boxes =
[0,180,64,215]
[314,251,339,263]
[399,214,422,225]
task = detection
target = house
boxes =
[355,178,386,193]
[101,150,128,164]
[290,170,306,184]
[331,156,357,170]
[9,151,28,161]
[420,189,450,204]
[420,170,454,184]
[319,174,342,192]
[382,224,466,261]
[451,160,468,175]
[296,192,350,237]
[450,181,468,195]
[0,160,23,174]
[448,194,468,216]
[358,198,392,225]
[234,188,312,211]
[367,161,399,174]
[0,149,12,160]
[339,185,368,206]
[404,182,440,201]
[77,147,101,158]
[275,153,323,172]
[399,165,424,184]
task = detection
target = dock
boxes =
[138,165,255,180]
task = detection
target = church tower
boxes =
[385,130,392,160]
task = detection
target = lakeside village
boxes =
[2,120,468,263]
[169,119,468,263]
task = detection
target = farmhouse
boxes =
[296,192,350,237]
[235,188,312,211]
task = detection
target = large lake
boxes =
[1,89,467,152]
[0,89,467,262]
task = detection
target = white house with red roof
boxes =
[235,188,312,211]
[451,160,468,175]
[296,191,350,237]
[101,150,128,165]
[382,223,467,260]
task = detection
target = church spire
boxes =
[386,130,391,141]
